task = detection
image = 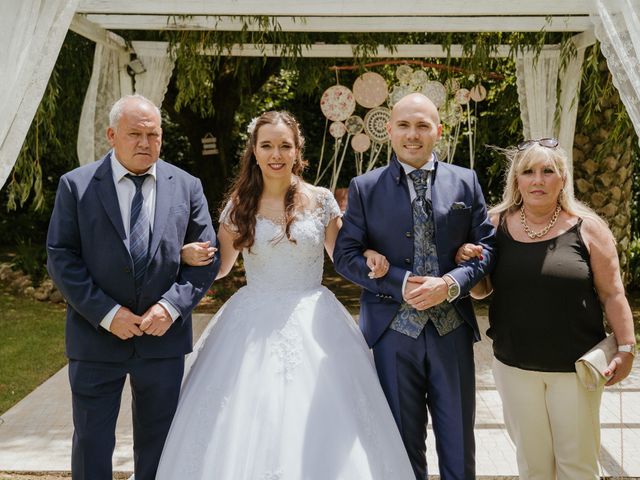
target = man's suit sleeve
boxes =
[334,178,406,303]
[160,177,220,319]
[445,170,496,296]
[46,176,118,328]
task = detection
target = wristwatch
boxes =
[443,275,460,302]
[618,344,637,357]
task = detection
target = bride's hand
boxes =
[364,249,390,279]
[454,243,483,265]
[181,241,217,266]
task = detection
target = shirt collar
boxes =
[398,154,436,176]
[110,151,156,183]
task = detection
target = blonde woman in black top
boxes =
[457,138,635,480]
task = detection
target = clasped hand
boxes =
[403,276,448,310]
[110,304,172,339]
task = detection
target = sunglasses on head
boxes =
[517,138,559,151]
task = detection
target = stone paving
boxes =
[1,313,640,478]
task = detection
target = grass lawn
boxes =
[0,291,67,415]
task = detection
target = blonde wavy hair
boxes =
[489,142,607,229]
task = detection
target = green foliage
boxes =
[12,239,48,286]
[5,71,60,212]
[0,291,66,415]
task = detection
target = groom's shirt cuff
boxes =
[401,271,411,300]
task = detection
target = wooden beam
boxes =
[84,14,592,33]
[201,43,563,58]
[70,14,127,50]
[76,0,596,16]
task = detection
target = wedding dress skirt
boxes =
[156,189,414,479]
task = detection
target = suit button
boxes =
[404,258,411,265]
[124,267,131,273]
[405,231,412,238]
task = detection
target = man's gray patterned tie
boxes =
[126,173,150,293]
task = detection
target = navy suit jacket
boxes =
[46,154,220,362]
[334,156,495,347]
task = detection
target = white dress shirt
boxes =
[398,156,460,302]
[100,153,180,331]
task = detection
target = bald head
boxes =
[387,93,442,168]
[392,93,440,123]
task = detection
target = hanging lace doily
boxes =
[329,121,347,138]
[388,84,412,107]
[469,84,487,102]
[420,81,446,108]
[440,99,463,126]
[454,88,471,105]
[364,107,391,143]
[409,70,428,89]
[351,133,371,153]
[345,115,364,135]
[353,72,388,108]
[320,85,356,121]
[444,78,460,94]
[434,140,449,161]
[395,65,413,85]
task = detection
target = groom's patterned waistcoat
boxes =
[390,169,464,338]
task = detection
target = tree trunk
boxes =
[573,67,634,285]
[163,57,281,214]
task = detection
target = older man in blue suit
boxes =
[47,95,219,480]
[334,93,495,479]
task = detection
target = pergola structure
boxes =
[1,0,639,190]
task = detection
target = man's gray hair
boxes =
[109,94,162,130]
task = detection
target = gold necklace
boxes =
[520,204,561,239]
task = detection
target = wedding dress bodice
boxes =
[224,187,340,292]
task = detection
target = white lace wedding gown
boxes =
[156,188,414,480]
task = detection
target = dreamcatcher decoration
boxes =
[314,84,356,186]
[362,106,391,174]
[440,83,487,168]
[316,73,392,190]
[316,68,489,191]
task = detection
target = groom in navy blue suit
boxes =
[334,93,495,479]
[47,95,219,480]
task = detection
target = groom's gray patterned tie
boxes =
[389,168,463,338]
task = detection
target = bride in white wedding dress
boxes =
[155,111,414,480]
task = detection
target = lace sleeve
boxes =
[317,187,341,227]
[218,199,236,230]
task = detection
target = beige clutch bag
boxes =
[575,335,616,391]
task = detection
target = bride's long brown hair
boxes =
[223,111,308,250]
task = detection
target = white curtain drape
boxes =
[77,44,131,166]
[77,41,174,165]
[591,0,640,142]
[515,46,586,172]
[131,41,175,106]
[516,49,560,141]
[0,0,78,190]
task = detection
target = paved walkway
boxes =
[1,313,640,478]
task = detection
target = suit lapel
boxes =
[148,159,175,265]
[95,155,127,241]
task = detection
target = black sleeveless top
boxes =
[488,219,605,372]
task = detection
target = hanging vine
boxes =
[6,69,61,211]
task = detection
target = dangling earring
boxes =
[514,191,523,206]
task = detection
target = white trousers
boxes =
[493,358,603,480]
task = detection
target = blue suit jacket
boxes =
[334,156,495,347]
[46,154,220,362]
